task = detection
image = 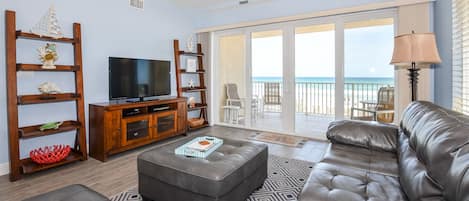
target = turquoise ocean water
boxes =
[253,77,393,84]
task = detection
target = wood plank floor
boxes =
[0,126,329,201]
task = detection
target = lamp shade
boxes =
[390,33,441,66]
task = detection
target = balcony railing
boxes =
[252,81,392,117]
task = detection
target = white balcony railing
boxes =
[252,81,392,117]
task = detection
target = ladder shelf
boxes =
[5,10,88,181]
[173,40,209,130]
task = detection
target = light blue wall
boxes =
[0,0,196,164]
[195,0,392,29]
[434,0,452,109]
[0,0,452,168]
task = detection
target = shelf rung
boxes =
[19,121,81,139]
[21,150,83,174]
[188,121,209,130]
[17,93,81,105]
[188,103,207,111]
[16,31,75,43]
[178,51,203,57]
[179,69,205,74]
[17,64,79,72]
[181,87,206,93]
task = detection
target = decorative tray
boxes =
[175,136,223,158]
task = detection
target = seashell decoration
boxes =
[38,82,62,94]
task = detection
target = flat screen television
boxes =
[109,57,171,101]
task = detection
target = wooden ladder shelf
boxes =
[5,10,88,181]
[173,40,209,131]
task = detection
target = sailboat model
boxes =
[30,5,63,39]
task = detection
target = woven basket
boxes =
[188,118,204,127]
[30,145,71,164]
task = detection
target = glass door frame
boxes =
[212,29,252,128]
[211,9,398,136]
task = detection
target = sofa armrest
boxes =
[326,120,398,153]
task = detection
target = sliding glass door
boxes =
[344,18,395,123]
[251,30,286,132]
[294,24,336,136]
[215,33,248,126]
[213,10,396,139]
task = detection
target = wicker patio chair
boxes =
[263,82,281,112]
[351,86,394,123]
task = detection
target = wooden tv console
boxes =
[89,97,187,162]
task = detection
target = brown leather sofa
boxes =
[299,101,469,201]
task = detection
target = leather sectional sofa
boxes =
[299,101,469,201]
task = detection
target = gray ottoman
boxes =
[23,184,109,201]
[138,136,268,201]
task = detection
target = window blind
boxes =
[453,0,469,114]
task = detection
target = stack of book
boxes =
[175,136,223,158]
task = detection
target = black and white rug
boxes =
[111,155,314,201]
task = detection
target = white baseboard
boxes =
[0,162,9,176]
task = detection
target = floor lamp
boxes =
[390,32,441,102]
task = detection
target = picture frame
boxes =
[186,58,197,72]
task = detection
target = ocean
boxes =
[253,77,394,84]
[246,77,394,116]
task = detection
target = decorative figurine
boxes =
[188,79,195,88]
[39,122,63,132]
[188,97,196,108]
[38,43,59,69]
[38,82,62,94]
[31,5,63,38]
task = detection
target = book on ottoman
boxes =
[175,136,223,158]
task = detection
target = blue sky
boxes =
[252,24,394,78]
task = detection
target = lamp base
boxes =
[408,62,419,102]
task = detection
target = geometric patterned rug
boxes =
[110,155,314,201]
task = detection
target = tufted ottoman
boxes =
[137,136,268,201]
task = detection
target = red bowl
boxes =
[30,145,71,164]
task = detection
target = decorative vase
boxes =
[187,35,195,52]
[188,97,196,108]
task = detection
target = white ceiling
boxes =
[172,0,233,8]
[172,0,272,10]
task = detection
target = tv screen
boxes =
[109,57,171,100]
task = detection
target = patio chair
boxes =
[350,86,394,123]
[263,82,281,112]
[223,83,260,124]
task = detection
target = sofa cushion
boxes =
[398,133,444,200]
[444,144,469,201]
[137,136,268,197]
[400,101,469,201]
[321,143,398,176]
[299,163,406,201]
[327,120,398,153]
